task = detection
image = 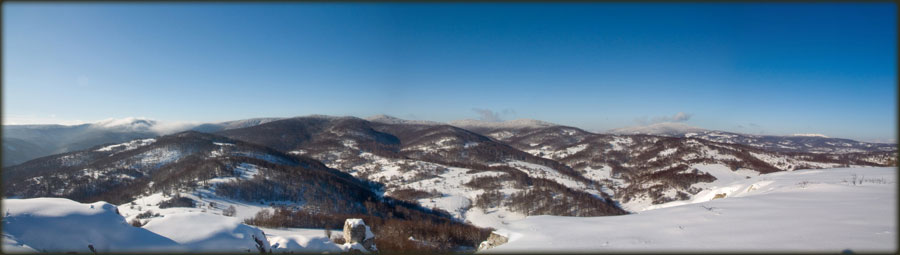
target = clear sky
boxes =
[3,3,896,142]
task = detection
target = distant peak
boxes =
[790,133,829,138]
[365,114,442,125]
[296,114,360,121]
[607,122,707,136]
[92,117,157,129]
[449,118,556,129]
[365,114,401,121]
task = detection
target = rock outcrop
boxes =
[477,232,509,251]
[343,218,376,252]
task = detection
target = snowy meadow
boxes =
[486,167,897,253]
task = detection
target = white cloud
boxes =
[636,112,693,125]
[670,112,691,122]
[149,121,201,134]
[3,116,198,135]
[92,117,199,134]
[471,108,516,122]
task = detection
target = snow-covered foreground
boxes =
[1,197,354,253]
[1,198,275,253]
[3,167,895,253]
[486,167,897,253]
[2,198,186,253]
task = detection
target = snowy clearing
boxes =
[95,138,156,152]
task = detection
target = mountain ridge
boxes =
[4,116,894,234]
[607,122,709,136]
[3,115,895,167]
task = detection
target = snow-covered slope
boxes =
[484,167,897,253]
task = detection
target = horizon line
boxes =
[3,114,896,144]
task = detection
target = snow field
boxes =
[484,167,897,253]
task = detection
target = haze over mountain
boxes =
[3,120,158,167]
[448,119,557,132]
[365,114,442,126]
[607,122,709,136]
[2,117,280,166]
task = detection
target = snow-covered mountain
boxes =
[3,114,897,253]
[462,122,895,211]
[608,122,896,154]
[4,131,306,202]
[7,115,891,167]
[365,114,442,125]
[1,130,493,252]
[2,117,281,167]
[215,115,894,217]
[679,131,897,154]
[7,115,894,215]
[217,116,627,225]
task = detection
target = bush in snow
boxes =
[135,210,160,219]
[464,175,509,190]
[158,195,195,208]
[223,205,237,217]
[130,218,144,227]
[475,190,504,209]
[389,188,442,203]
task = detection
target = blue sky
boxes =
[3,3,896,142]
